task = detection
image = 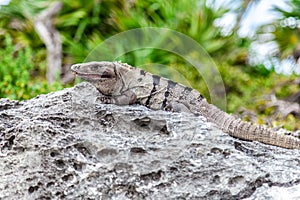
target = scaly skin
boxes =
[71,61,300,150]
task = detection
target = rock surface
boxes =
[1,82,300,199]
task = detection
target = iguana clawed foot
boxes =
[96,89,137,105]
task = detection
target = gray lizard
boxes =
[71,61,300,150]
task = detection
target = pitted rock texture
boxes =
[1,82,300,199]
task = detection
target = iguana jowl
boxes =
[71,61,300,150]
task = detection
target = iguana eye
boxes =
[91,65,99,71]
[100,71,112,78]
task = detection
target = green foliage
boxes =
[48,0,247,65]
[273,0,300,20]
[256,0,300,59]
[101,0,243,59]
[221,62,300,130]
[0,35,63,100]
[0,0,47,48]
[0,0,248,66]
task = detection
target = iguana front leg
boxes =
[97,89,137,105]
[164,101,191,113]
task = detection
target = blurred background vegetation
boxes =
[0,0,299,130]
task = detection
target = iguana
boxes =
[71,61,300,150]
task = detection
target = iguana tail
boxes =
[203,102,300,150]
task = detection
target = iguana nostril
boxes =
[71,64,80,71]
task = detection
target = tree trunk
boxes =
[34,2,63,84]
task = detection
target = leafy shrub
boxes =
[0,35,63,100]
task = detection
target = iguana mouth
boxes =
[71,66,113,80]
[76,72,102,79]
[72,71,113,80]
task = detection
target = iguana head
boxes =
[71,61,129,95]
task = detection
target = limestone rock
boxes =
[1,82,300,199]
